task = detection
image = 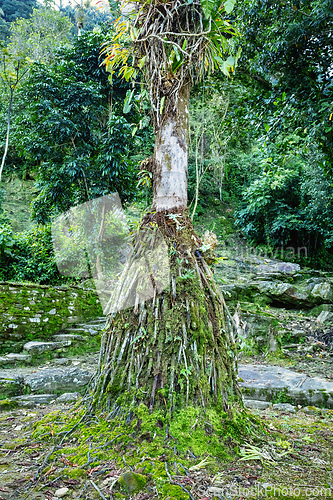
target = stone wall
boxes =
[0,282,103,353]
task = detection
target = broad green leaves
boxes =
[224,0,236,14]
[200,0,236,18]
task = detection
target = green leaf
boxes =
[123,89,134,114]
[200,0,218,18]
[160,96,165,115]
[224,0,236,14]
[138,55,147,69]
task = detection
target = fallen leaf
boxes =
[44,467,56,477]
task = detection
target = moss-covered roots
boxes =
[89,210,242,418]
[32,403,260,499]
[27,212,264,498]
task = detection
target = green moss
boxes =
[0,399,18,411]
[118,472,147,493]
[62,467,87,479]
[161,483,189,499]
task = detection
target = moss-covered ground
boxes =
[0,400,332,499]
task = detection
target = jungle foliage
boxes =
[0,0,333,282]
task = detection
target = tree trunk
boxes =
[0,88,13,182]
[152,85,189,212]
[87,84,243,442]
[89,85,242,420]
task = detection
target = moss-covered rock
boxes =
[118,472,147,493]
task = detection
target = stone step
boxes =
[63,327,101,336]
[25,367,92,394]
[23,340,71,354]
[2,359,333,409]
[10,392,82,408]
[53,334,85,342]
[0,353,32,364]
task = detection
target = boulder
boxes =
[244,399,271,410]
[310,282,333,302]
[239,364,333,408]
[53,334,85,342]
[317,311,333,324]
[272,403,296,413]
[53,358,72,366]
[0,354,32,365]
[258,281,311,306]
[25,367,92,394]
[56,392,81,403]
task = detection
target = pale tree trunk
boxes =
[0,88,13,182]
[152,85,189,211]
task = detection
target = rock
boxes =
[244,399,271,410]
[310,303,333,316]
[13,394,55,407]
[5,353,32,362]
[23,341,71,354]
[235,311,279,352]
[53,334,85,342]
[317,311,333,324]
[207,486,225,495]
[291,329,307,340]
[25,367,92,394]
[269,336,278,352]
[282,343,301,350]
[220,282,259,302]
[56,392,81,403]
[258,281,312,306]
[239,364,333,408]
[311,282,333,302]
[53,358,71,366]
[302,406,322,415]
[0,354,32,365]
[272,403,296,413]
[118,472,147,493]
[54,488,69,498]
[299,344,317,353]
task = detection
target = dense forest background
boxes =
[0,0,332,284]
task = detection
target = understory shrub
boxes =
[235,156,333,269]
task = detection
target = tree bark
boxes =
[0,88,13,182]
[152,85,189,211]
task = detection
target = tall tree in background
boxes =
[0,43,29,180]
[14,28,141,220]
[0,7,73,181]
[88,0,248,438]
[9,6,73,63]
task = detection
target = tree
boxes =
[0,7,10,40]
[14,29,141,221]
[236,0,333,172]
[8,6,73,63]
[0,42,29,181]
[0,7,73,180]
[86,0,248,443]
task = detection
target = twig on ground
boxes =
[90,479,108,500]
